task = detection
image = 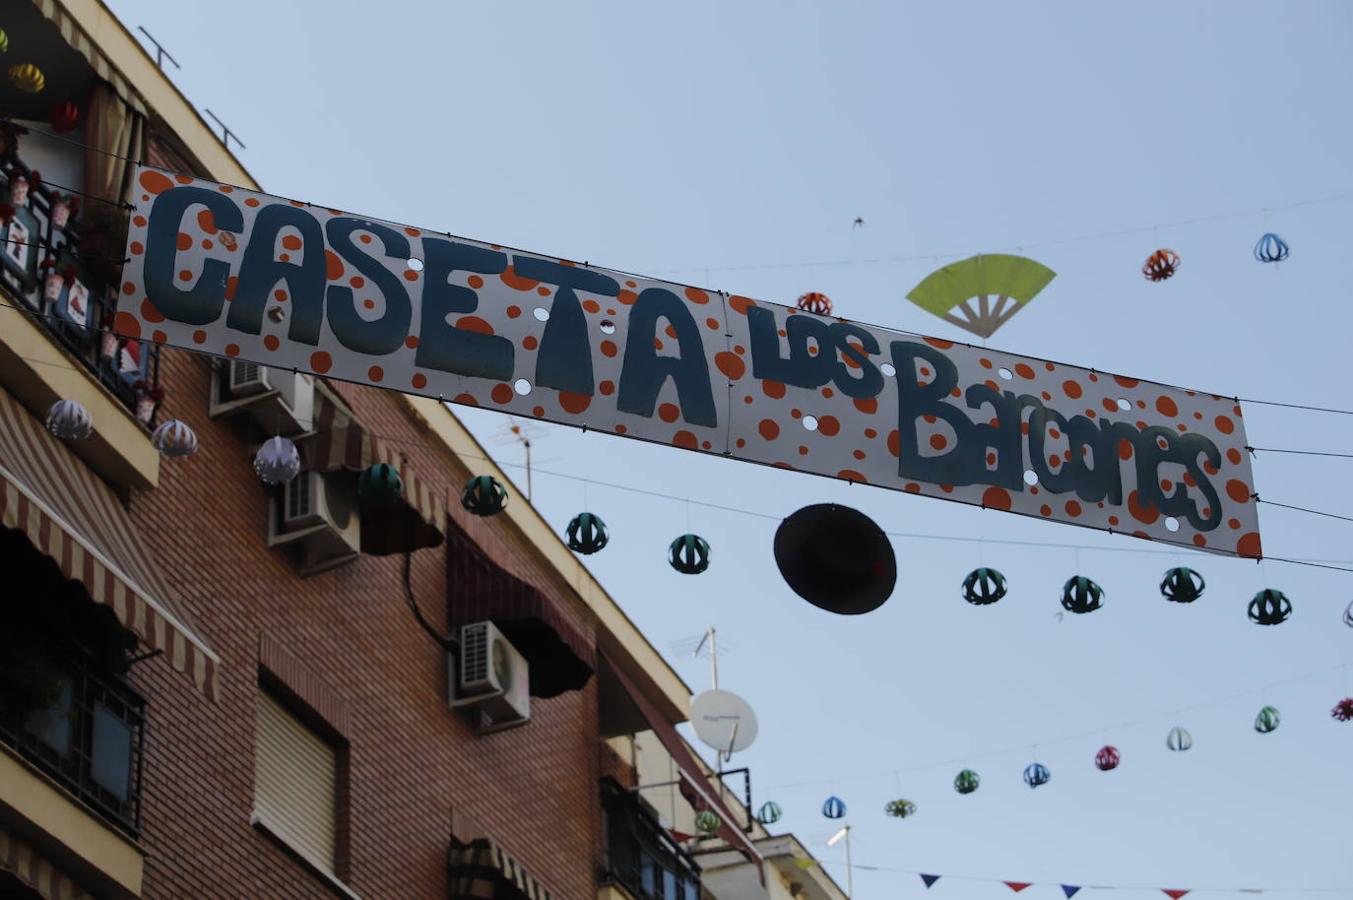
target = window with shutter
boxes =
[253,691,338,874]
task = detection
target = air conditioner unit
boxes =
[210,361,315,436]
[450,622,530,732]
[267,470,361,574]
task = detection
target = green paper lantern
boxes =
[1248,589,1291,625]
[1254,705,1280,734]
[461,474,508,517]
[669,533,710,574]
[358,463,403,509]
[885,798,917,819]
[694,810,720,835]
[566,512,608,554]
[962,567,1007,605]
[954,769,980,795]
[0,28,8,54]
[1061,575,1104,614]
[756,801,782,825]
[1160,566,1205,603]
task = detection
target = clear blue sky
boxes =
[109,2,1353,895]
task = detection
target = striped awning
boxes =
[303,382,445,555]
[0,389,219,699]
[448,838,553,900]
[30,0,148,116]
[0,826,94,900]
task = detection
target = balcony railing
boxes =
[0,148,160,423]
[0,649,147,838]
[600,779,701,900]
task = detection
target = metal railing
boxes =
[600,779,701,900]
[0,151,160,423]
[0,650,147,838]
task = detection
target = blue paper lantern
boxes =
[756,801,782,825]
[1023,762,1050,789]
[1254,233,1290,264]
[822,796,846,819]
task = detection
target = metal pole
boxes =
[845,825,853,898]
[709,627,719,691]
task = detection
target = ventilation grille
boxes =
[462,622,490,686]
[230,359,262,389]
[287,471,313,520]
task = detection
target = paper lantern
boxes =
[1160,567,1204,603]
[8,63,45,94]
[49,100,79,134]
[358,463,403,509]
[566,512,609,554]
[668,533,710,574]
[1095,745,1120,771]
[1344,599,1353,628]
[1331,698,1353,722]
[756,801,782,825]
[1023,762,1050,788]
[1061,575,1104,614]
[151,419,198,458]
[1142,249,1180,282]
[0,28,8,54]
[1166,726,1193,752]
[1248,589,1291,626]
[884,799,917,819]
[962,567,1007,605]
[461,475,508,517]
[1254,705,1280,734]
[1253,233,1289,264]
[822,796,846,819]
[694,810,720,835]
[45,399,92,440]
[953,769,980,794]
[796,292,833,316]
[773,504,896,615]
[253,436,301,485]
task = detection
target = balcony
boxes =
[600,778,701,900]
[0,135,161,425]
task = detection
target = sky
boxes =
[105,2,1353,896]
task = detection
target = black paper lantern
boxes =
[1248,589,1292,626]
[1023,763,1050,789]
[461,475,508,517]
[962,567,1007,605]
[358,463,403,509]
[1160,566,1204,603]
[953,769,980,795]
[567,512,609,555]
[774,504,896,615]
[1060,576,1104,614]
[669,534,710,574]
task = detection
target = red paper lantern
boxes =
[796,291,833,316]
[1332,698,1353,722]
[1142,249,1180,282]
[1094,745,1120,771]
[49,100,79,134]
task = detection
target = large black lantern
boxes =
[774,504,896,615]
[1060,576,1104,614]
[358,463,404,509]
[962,567,1007,605]
[1160,567,1205,603]
[669,534,710,574]
[1248,589,1291,625]
[461,475,508,517]
[566,512,609,555]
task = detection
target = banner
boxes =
[116,166,1263,557]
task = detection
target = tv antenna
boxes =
[493,417,546,500]
[136,27,180,72]
[203,110,246,152]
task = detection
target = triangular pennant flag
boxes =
[669,829,694,842]
[1062,887,1082,898]
[1005,883,1032,893]
[921,874,941,889]
[794,859,818,870]
[1162,891,1190,899]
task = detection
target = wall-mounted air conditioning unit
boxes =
[266,470,361,575]
[208,361,315,436]
[449,622,530,732]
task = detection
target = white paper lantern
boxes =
[46,399,92,440]
[253,436,300,485]
[151,419,199,458]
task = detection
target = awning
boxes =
[29,0,148,116]
[601,649,765,883]
[304,383,445,555]
[447,517,594,698]
[1,824,94,900]
[0,389,218,699]
[448,838,553,900]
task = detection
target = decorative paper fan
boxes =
[906,254,1056,338]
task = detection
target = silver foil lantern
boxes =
[151,419,199,458]
[253,436,301,485]
[45,399,93,440]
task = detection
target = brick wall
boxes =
[123,338,604,898]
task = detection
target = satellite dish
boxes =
[691,689,759,756]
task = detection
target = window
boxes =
[253,691,338,875]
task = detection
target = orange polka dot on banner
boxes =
[838,469,867,483]
[1015,363,1035,380]
[1108,515,1119,526]
[600,340,617,358]
[923,337,954,349]
[225,276,238,301]
[1040,504,1052,516]
[864,428,877,439]
[202,239,214,250]
[904,482,920,493]
[310,351,332,373]
[979,358,993,369]
[762,380,786,399]
[658,403,680,423]
[129,241,144,255]
[654,339,664,351]
[368,366,384,382]
[500,266,539,291]
[618,290,638,305]
[264,335,280,351]
[531,405,544,416]
[559,392,591,414]
[1156,396,1178,417]
[715,351,745,380]
[523,336,538,350]
[1228,517,1241,530]
[1192,534,1207,547]
[363,299,375,310]
[706,317,720,331]
[1236,532,1262,558]
[1128,490,1158,524]
[983,487,1012,510]
[818,415,841,436]
[853,397,877,415]
[404,227,421,237]
[453,394,477,406]
[1062,380,1082,399]
[468,275,484,289]
[133,215,147,227]
[506,305,521,319]
[728,295,756,315]
[151,330,166,344]
[673,430,698,449]
[1226,479,1251,503]
[736,438,746,449]
[281,235,302,251]
[457,316,494,335]
[114,312,140,339]
[615,424,627,434]
[930,433,947,451]
[759,419,780,440]
[583,299,600,314]
[225,344,240,357]
[404,335,419,349]
[887,430,900,457]
[665,325,678,340]
[853,449,866,460]
[1203,460,1218,475]
[685,287,709,304]
[324,251,343,280]
[940,484,954,493]
[1102,398,1118,413]
[176,233,192,251]
[798,445,809,456]
[702,441,712,450]
[196,206,218,229]
[1065,500,1082,517]
[411,373,427,389]
[742,396,753,405]
[274,289,288,302]
[491,384,513,404]
[1215,415,1234,434]
[403,269,419,282]
[599,380,615,396]
[244,198,260,208]
[178,270,193,282]
[140,298,165,323]
[1226,448,1242,465]
[138,170,174,194]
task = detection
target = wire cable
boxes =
[1248,446,1353,459]
[1256,498,1353,524]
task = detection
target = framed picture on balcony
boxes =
[3,216,29,270]
[65,279,89,327]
